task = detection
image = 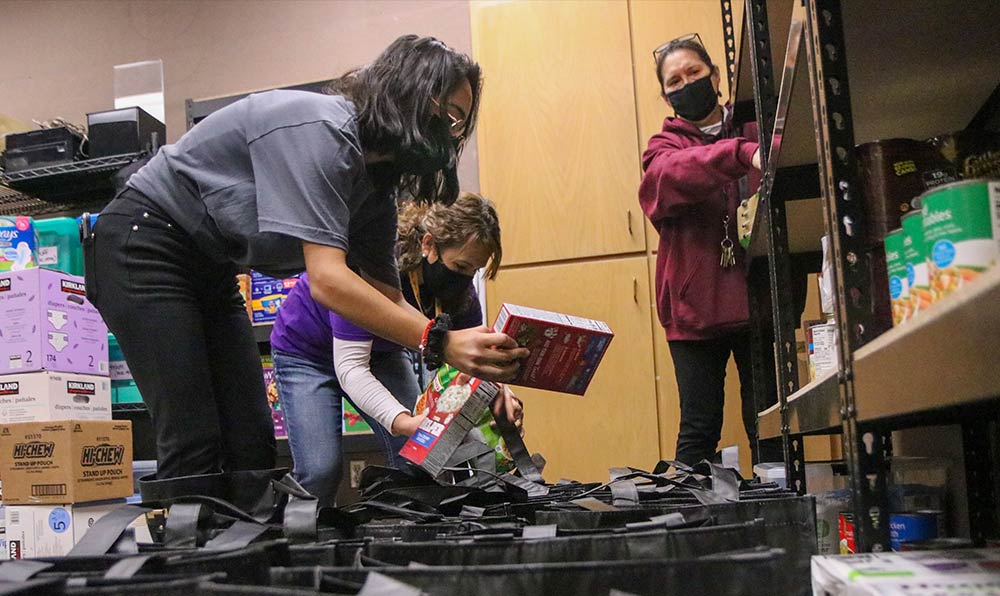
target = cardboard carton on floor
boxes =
[0,268,109,376]
[0,419,133,504]
[5,500,125,559]
[493,303,613,395]
[0,371,111,423]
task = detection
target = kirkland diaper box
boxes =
[492,304,614,395]
[0,420,134,505]
[0,268,109,376]
[5,500,125,559]
[250,271,300,324]
[0,372,112,423]
[0,216,38,272]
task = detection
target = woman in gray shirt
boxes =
[84,35,527,480]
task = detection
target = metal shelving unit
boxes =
[1,152,145,204]
[738,0,1000,551]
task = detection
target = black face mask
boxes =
[397,116,458,176]
[667,75,719,122]
[422,255,473,303]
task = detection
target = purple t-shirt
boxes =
[270,272,483,363]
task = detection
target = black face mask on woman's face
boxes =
[667,74,719,122]
[421,255,473,303]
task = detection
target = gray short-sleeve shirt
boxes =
[127,90,398,286]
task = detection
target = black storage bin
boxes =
[270,547,793,596]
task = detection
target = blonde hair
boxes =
[397,192,502,280]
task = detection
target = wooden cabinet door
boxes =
[471,0,645,265]
[486,256,659,482]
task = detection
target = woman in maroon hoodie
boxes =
[639,35,780,467]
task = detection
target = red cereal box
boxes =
[493,304,613,395]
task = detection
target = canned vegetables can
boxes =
[889,512,939,551]
[921,180,1000,300]
[884,228,910,325]
[901,211,932,315]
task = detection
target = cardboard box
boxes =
[399,373,499,477]
[0,268,109,376]
[0,372,111,423]
[5,500,125,559]
[493,303,613,395]
[0,420,133,504]
[261,355,286,439]
[250,271,299,324]
[0,216,39,272]
[811,549,1000,596]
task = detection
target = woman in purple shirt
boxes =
[271,193,516,505]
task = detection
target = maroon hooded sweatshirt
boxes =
[639,111,760,341]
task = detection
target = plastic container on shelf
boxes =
[35,216,83,275]
[108,333,143,404]
[888,456,950,539]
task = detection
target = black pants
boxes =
[668,330,783,467]
[84,190,276,478]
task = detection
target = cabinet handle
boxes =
[633,277,638,303]
[627,209,633,236]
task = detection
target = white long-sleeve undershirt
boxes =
[333,337,410,435]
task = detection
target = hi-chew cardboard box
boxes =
[399,371,500,478]
[0,268,109,376]
[0,420,133,504]
[0,372,112,423]
[493,304,613,395]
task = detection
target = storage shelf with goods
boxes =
[1,152,146,204]
[738,0,1000,552]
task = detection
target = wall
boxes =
[0,0,479,188]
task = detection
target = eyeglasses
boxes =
[431,98,467,137]
[653,32,704,63]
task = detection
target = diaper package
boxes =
[0,216,39,272]
[0,268,109,376]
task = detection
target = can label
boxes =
[808,323,838,379]
[889,512,939,551]
[839,513,856,555]
[901,211,931,315]
[923,181,1000,301]
[884,229,910,326]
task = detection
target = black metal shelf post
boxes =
[741,0,805,491]
[803,0,886,551]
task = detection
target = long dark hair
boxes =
[654,39,716,100]
[327,35,482,204]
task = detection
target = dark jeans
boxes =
[272,348,420,507]
[84,190,276,479]
[668,330,783,468]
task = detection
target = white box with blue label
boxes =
[0,216,38,272]
[5,500,125,559]
[250,271,299,324]
[0,371,112,423]
[0,268,108,376]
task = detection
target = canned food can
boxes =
[884,228,910,325]
[808,322,839,379]
[921,180,1000,301]
[889,512,939,551]
[901,211,932,315]
[838,512,856,555]
[917,509,947,538]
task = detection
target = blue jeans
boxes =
[272,348,420,507]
